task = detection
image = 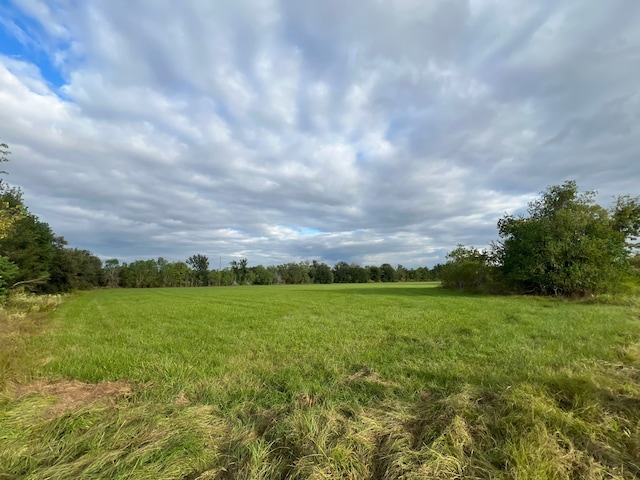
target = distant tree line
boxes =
[441,181,640,296]
[104,257,444,288]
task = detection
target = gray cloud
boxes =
[0,0,638,267]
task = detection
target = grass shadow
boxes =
[321,284,478,298]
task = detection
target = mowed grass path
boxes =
[2,283,640,479]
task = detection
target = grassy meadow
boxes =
[1,283,640,479]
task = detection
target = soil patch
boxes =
[10,379,132,417]
[346,369,397,387]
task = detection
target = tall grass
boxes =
[1,283,639,478]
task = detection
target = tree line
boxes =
[103,257,444,288]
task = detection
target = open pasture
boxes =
[2,283,640,479]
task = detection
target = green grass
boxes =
[2,283,640,479]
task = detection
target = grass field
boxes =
[1,283,640,479]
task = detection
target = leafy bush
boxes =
[444,182,640,296]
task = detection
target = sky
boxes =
[0,0,639,268]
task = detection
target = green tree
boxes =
[0,256,19,295]
[239,258,248,284]
[230,260,239,285]
[281,262,310,284]
[187,254,209,286]
[169,261,191,287]
[332,261,351,283]
[252,265,273,285]
[104,259,121,288]
[496,181,640,295]
[396,264,407,282]
[367,265,381,282]
[380,263,397,282]
[124,259,159,288]
[350,264,369,283]
[310,260,333,284]
[157,257,170,287]
[441,245,492,292]
[0,214,57,291]
[48,248,103,292]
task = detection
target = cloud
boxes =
[0,0,638,267]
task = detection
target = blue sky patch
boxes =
[0,1,66,89]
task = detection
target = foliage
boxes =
[0,255,18,295]
[103,259,120,288]
[47,248,104,292]
[443,182,640,296]
[380,263,397,282]
[309,260,333,284]
[251,264,273,285]
[611,195,640,250]
[0,139,10,176]
[367,264,381,282]
[0,214,57,291]
[186,254,209,286]
[497,181,639,295]
[0,146,26,241]
[332,261,368,283]
[441,244,495,292]
[107,259,444,288]
[0,186,26,240]
[279,262,310,284]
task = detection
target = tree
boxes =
[252,265,272,285]
[441,245,493,292]
[611,195,640,250]
[239,258,248,284]
[124,259,159,288]
[0,178,24,294]
[281,262,310,284]
[0,186,25,240]
[47,248,103,292]
[187,254,210,286]
[157,257,170,287]
[380,263,397,282]
[169,261,191,287]
[367,265,381,282]
[104,259,121,288]
[630,254,640,280]
[496,181,640,295]
[0,139,10,177]
[332,261,351,283]
[0,214,57,291]
[0,143,25,239]
[230,260,239,285]
[349,263,369,283]
[310,260,333,284]
[0,255,19,295]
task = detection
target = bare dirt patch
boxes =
[9,379,133,417]
[175,390,190,406]
[346,368,398,388]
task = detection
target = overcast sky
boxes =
[0,0,638,267]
